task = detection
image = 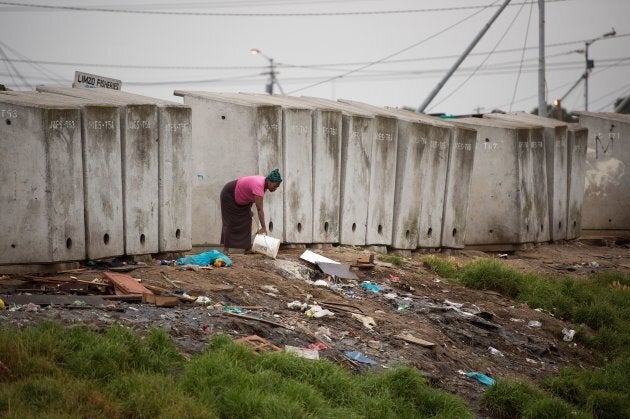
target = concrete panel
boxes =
[2,91,125,260]
[502,112,568,241]
[566,124,588,239]
[173,91,284,245]
[38,86,191,253]
[453,118,536,247]
[0,94,85,263]
[240,94,342,243]
[156,106,192,251]
[440,124,477,248]
[212,93,313,243]
[484,113,551,243]
[37,87,168,255]
[574,112,630,231]
[338,100,400,247]
[392,110,468,248]
[331,102,420,249]
[300,97,374,245]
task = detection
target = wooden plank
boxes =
[394,332,436,348]
[102,272,153,295]
[0,294,108,306]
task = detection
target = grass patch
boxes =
[423,256,630,418]
[379,254,403,266]
[0,324,472,418]
[421,255,459,278]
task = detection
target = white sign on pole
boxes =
[73,71,122,90]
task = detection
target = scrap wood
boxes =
[102,272,153,295]
[320,301,365,315]
[206,283,235,292]
[394,331,436,348]
[102,294,142,302]
[223,311,291,329]
[234,335,282,353]
[0,294,108,307]
[159,271,179,288]
[351,254,375,269]
[20,275,109,286]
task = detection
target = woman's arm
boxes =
[254,195,267,235]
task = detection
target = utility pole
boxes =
[582,28,616,110]
[417,0,511,113]
[537,0,546,116]
[250,48,285,95]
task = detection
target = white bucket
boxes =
[252,234,281,259]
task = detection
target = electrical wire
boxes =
[0,36,625,73]
[0,44,31,89]
[0,41,67,83]
[427,0,529,112]
[286,0,501,95]
[493,54,630,110]
[0,0,572,17]
[509,0,533,111]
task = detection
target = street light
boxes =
[579,28,616,111]
[249,48,285,95]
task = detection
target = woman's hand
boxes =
[257,227,268,236]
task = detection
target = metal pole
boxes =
[614,92,630,113]
[266,58,274,94]
[538,0,546,116]
[584,43,589,110]
[417,0,511,113]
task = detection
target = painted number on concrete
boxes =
[49,120,76,129]
[88,120,115,130]
[263,123,278,131]
[519,141,543,149]
[166,123,189,131]
[411,137,427,145]
[289,124,309,134]
[323,127,337,138]
[0,109,18,118]
[455,142,472,151]
[129,120,151,129]
[483,142,498,150]
[431,140,447,149]
[376,132,393,142]
[350,131,361,140]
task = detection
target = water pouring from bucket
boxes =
[252,234,281,258]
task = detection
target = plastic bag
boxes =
[175,250,232,267]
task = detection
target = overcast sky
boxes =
[1,0,629,114]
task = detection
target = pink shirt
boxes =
[234,175,265,205]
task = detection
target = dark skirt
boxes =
[220,180,254,250]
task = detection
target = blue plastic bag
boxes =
[466,372,496,387]
[175,250,232,267]
[345,351,378,365]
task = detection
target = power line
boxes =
[1,35,626,72]
[509,0,534,111]
[0,0,572,17]
[427,0,529,112]
[287,0,501,95]
[0,44,31,89]
[493,54,630,109]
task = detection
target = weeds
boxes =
[422,255,459,278]
[379,254,403,266]
[422,255,630,418]
[0,324,472,418]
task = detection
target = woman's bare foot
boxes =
[222,247,230,255]
[244,247,255,255]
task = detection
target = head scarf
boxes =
[266,168,282,183]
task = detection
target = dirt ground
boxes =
[1,236,629,415]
